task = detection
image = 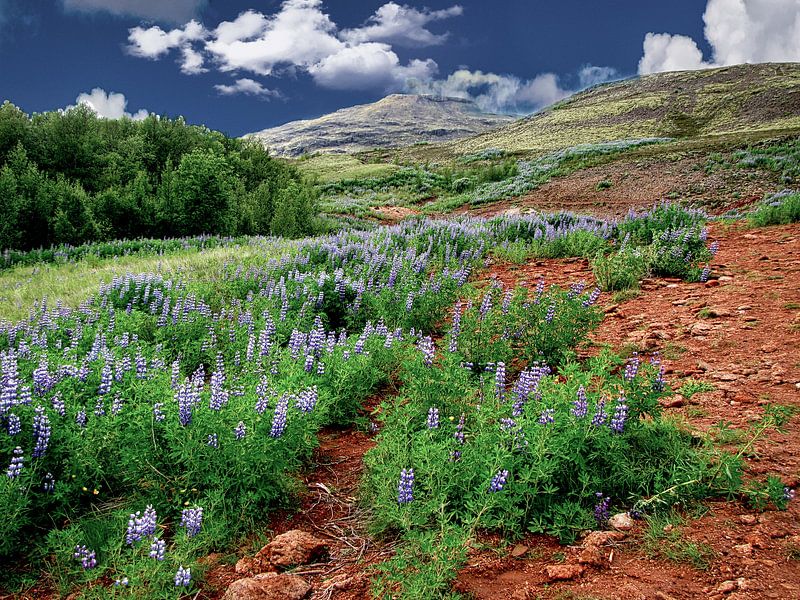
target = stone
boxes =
[739,514,758,526]
[582,530,626,548]
[510,544,529,558]
[545,564,585,581]
[258,530,328,569]
[732,543,753,556]
[608,512,635,531]
[715,580,738,594]
[705,280,721,288]
[689,321,714,335]
[577,546,607,568]
[222,573,311,600]
[660,395,685,408]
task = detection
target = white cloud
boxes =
[309,43,437,90]
[127,19,208,74]
[578,65,619,88]
[639,0,800,74]
[341,2,463,47]
[69,88,149,120]
[214,78,280,98]
[63,0,205,23]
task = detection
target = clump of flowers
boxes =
[174,565,191,587]
[398,468,415,504]
[489,469,509,492]
[594,493,611,527]
[73,545,97,570]
[180,507,203,538]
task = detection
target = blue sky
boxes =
[0,1,795,136]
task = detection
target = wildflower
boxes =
[149,538,166,561]
[234,421,246,440]
[6,413,20,435]
[538,407,555,425]
[582,287,601,307]
[426,407,440,429]
[397,468,414,504]
[700,264,710,283]
[594,492,611,527]
[270,393,289,437]
[6,446,23,479]
[418,336,435,367]
[545,304,556,323]
[591,399,607,427]
[73,545,97,569]
[624,353,640,381]
[111,393,124,416]
[609,394,629,433]
[126,505,158,545]
[180,507,203,538]
[784,487,796,502]
[43,472,55,492]
[52,392,65,417]
[489,469,509,493]
[709,241,719,256]
[207,433,218,448]
[650,353,665,392]
[495,361,506,401]
[572,386,588,418]
[479,291,493,319]
[174,566,191,587]
[152,402,165,422]
[98,362,112,396]
[453,413,465,444]
[114,577,129,587]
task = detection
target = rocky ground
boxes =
[199,222,800,599]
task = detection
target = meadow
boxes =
[1,202,795,598]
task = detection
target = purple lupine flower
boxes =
[545,303,556,323]
[624,353,640,381]
[397,468,414,504]
[784,487,796,502]
[582,287,601,307]
[6,446,23,478]
[32,406,51,458]
[296,387,318,413]
[572,386,588,418]
[126,505,158,545]
[418,336,435,367]
[174,566,191,587]
[135,351,147,379]
[152,402,165,422]
[502,290,513,315]
[98,362,112,396]
[234,421,247,440]
[591,399,607,427]
[609,394,628,433]
[43,472,55,492]
[489,469,509,493]
[32,358,52,396]
[114,577,129,587]
[594,492,611,527]
[180,507,203,538]
[426,407,440,429]
[94,396,105,417]
[176,383,193,427]
[568,280,586,299]
[270,393,289,438]
[538,408,555,425]
[454,413,465,444]
[700,264,710,282]
[478,290,493,319]
[709,241,719,256]
[303,354,315,373]
[1,350,19,412]
[76,410,87,428]
[111,393,124,416]
[150,538,166,560]
[207,433,218,448]
[449,301,462,353]
[650,354,665,392]
[6,413,20,435]
[74,545,97,570]
[495,361,506,401]
[52,392,65,417]
[171,360,181,389]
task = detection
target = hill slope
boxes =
[247,94,515,157]
[399,63,800,160]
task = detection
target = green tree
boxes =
[174,148,236,235]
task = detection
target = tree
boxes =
[174,148,236,236]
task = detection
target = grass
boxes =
[0,242,292,322]
[642,512,716,570]
[293,153,400,183]
[678,379,715,400]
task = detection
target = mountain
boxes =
[247,94,516,157]
[400,63,800,160]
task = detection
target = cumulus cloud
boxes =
[214,78,280,98]
[639,0,800,74]
[63,0,205,23]
[69,88,149,120]
[341,2,463,47]
[124,1,614,114]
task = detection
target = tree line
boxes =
[0,101,319,251]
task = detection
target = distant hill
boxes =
[247,94,516,157]
[399,63,800,160]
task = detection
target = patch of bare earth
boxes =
[455,222,800,600]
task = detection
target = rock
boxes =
[736,305,752,311]
[712,372,741,382]
[689,321,714,335]
[732,543,753,556]
[545,564,585,581]
[660,395,685,408]
[222,573,311,600]
[715,580,738,594]
[259,530,328,569]
[577,546,607,568]
[705,280,721,288]
[582,530,626,547]
[608,512,635,531]
[697,360,712,372]
[510,544,529,558]
[718,276,734,282]
[739,514,758,526]
[236,557,259,575]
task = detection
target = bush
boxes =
[748,190,800,226]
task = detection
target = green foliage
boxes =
[748,191,800,226]
[0,103,319,250]
[678,379,715,400]
[596,179,613,191]
[591,248,649,291]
